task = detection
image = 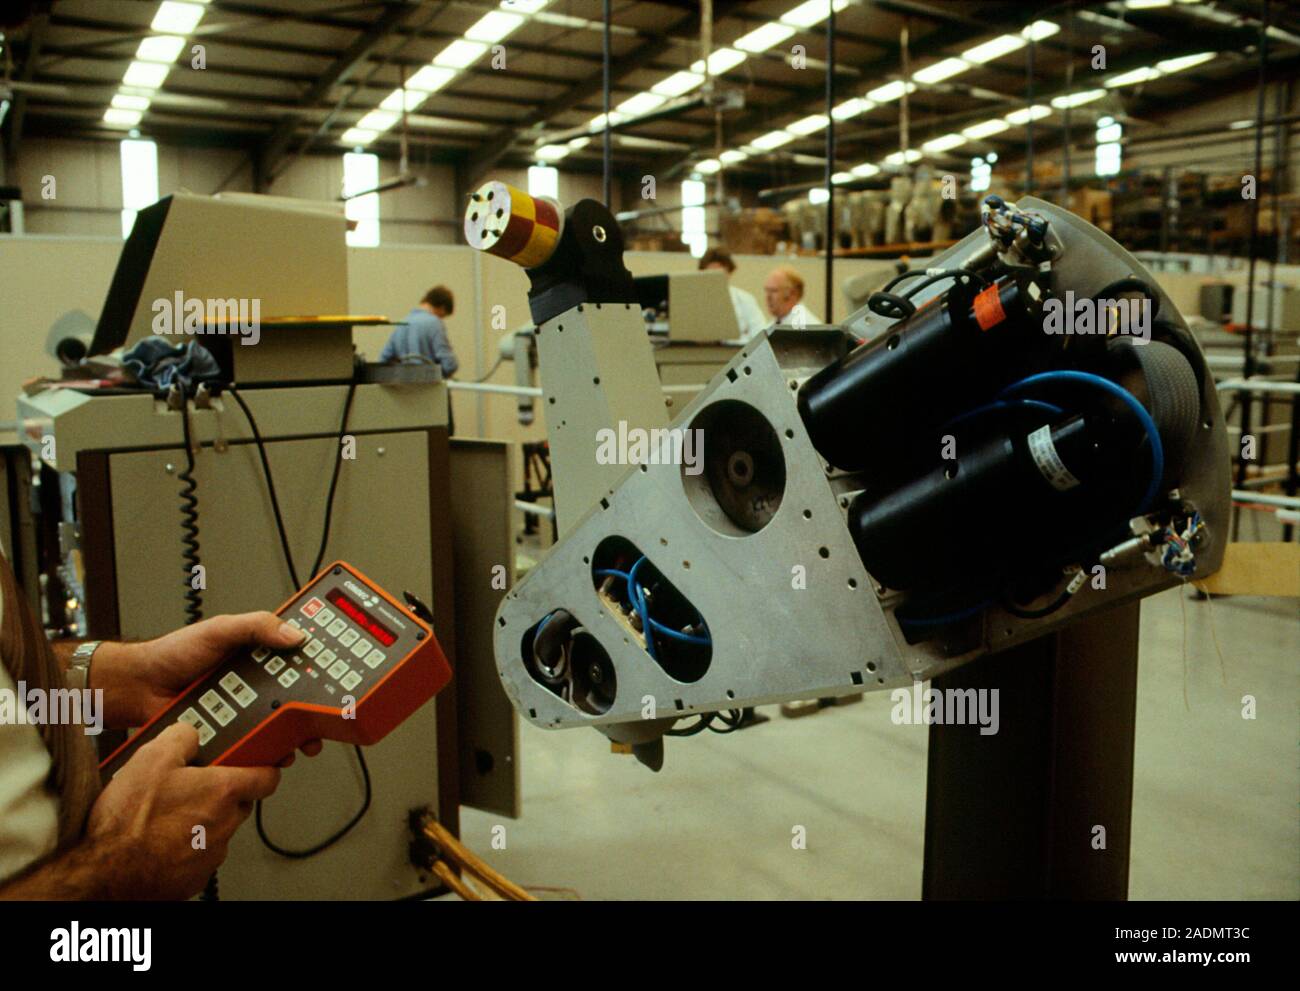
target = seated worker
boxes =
[0,547,318,899]
[763,266,822,328]
[699,248,768,342]
[380,285,460,378]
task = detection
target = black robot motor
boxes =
[842,336,1202,613]
[794,243,1203,633]
[797,267,1067,476]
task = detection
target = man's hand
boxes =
[91,612,322,763]
[1,724,280,900]
[96,612,303,725]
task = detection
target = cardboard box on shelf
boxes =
[721,208,787,255]
[1068,188,1112,231]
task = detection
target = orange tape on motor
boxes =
[973,283,1007,331]
[463,180,562,269]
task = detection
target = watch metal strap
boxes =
[66,640,103,690]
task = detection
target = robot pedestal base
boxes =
[922,601,1140,900]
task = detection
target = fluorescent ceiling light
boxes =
[380,89,428,112]
[123,61,170,89]
[528,164,559,201]
[151,1,205,34]
[508,0,550,14]
[734,22,797,53]
[406,66,456,92]
[340,128,377,146]
[867,80,915,103]
[356,110,398,132]
[690,48,747,76]
[1005,104,1052,125]
[103,108,143,127]
[136,35,186,64]
[962,34,1026,64]
[465,10,524,43]
[1097,121,1123,143]
[719,149,748,164]
[786,113,829,136]
[1228,119,1253,130]
[434,39,488,69]
[534,143,571,161]
[1157,52,1215,73]
[1022,20,1060,41]
[923,133,968,153]
[1124,0,1171,8]
[652,71,704,97]
[808,187,829,204]
[1051,88,1104,108]
[750,129,795,151]
[851,162,880,177]
[694,159,722,175]
[832,171,854,184]
[1106,66,1161,87]
[781,0,849,29]
[112,93,151,111]
[962,118,1010,139]
[885,149,922,165]
[589,111,625,130]
[831,97,874,120]
[616,92,666,117]
[914,58,969,85]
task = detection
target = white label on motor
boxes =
[1027,424,1080,492]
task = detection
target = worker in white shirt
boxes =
[764,266,822,328]
[699,248,768,342]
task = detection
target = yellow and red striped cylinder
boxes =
[463,180,563,270]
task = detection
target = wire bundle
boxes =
[594,556,710,661]
[1160,512,1205,576]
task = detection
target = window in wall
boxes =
[343,151,380,246]
[120,138,159,238]
[681,179,707,258]
[1095,116,1122,177]
[528,164,558,199]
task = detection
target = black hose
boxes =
[227,387,301,589]
[866,291,916,321]
[1094,276,1161,323]
[229,380,372,859]
[254,747,372,859]
[870,267,988,322]
[1000,571,1081,620]
[902,269,989,298]
[308,380,357,580]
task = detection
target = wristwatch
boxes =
[66,640,103,691]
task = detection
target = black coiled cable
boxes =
[176,393,219,903]
[177,399,203,625]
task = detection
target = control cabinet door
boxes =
[107,429,446,899]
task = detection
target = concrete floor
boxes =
[461,582,1298,900]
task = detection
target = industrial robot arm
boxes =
[467,181,1230,772]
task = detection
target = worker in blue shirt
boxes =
[380,285,460,378]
